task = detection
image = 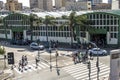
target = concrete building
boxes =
[1,10,120,47]
[65,1,91,11]
[43,0,53,11]
[5,0,22,11]
[111,0,119,10]
[29,0,38,9]
[91,0,102,5]
[55,0,76,10]
[30,0,53,11]
[92,3,111,10]
[0,1,4,10]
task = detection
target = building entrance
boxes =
[13,32,23,40]
[90,34,106,47]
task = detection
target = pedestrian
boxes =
[22,55,25,63]
[76,52,80,63]
[24,55,28,66]
[89,51,92,60]
[18,60,22,71]
[35,56,39,68]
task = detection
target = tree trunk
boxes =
[70,27,74,48]
[46,24,48,42]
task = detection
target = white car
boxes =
[88,48,107,55]
[30,42,44,50]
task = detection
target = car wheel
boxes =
[102,52,106,56]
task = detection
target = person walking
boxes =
[18,60,22,71]
[24,55,28,66]
[35,56,39,68]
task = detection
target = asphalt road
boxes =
[1,44,112,80]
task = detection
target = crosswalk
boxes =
[62,61,110,80]
[14,62,50,74]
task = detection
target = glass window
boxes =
[114,33,117,38]
[110,33,113,38]
[107,26,109,31]
[111,26,113,31]
[96,14,99,19]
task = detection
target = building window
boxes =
[114,33,117,38]
[110,33,113,38]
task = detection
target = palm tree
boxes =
[43,15,55,42]
[29,13,38,41]
[35,17,43,43]
[60,11,93,47]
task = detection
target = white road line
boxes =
[32,64,42,70]
[40,62,49,67]
[38,63,46,68]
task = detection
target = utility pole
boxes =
[49,41,52,72]
[87,61,91,80]
[96,47,100,80]
[55,49,60,76]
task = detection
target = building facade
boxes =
[65,1,91,11]
[1,10,120,46]
[0,1,4,10]
[29,0,38,9]
[5,0,22,11]
[55,0,76,10]
[30,0,53,11]
[91,0,102,5]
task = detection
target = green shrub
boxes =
[0,46,5,55]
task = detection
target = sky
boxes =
[0,0,108,7]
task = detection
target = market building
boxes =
[0,10,120,47]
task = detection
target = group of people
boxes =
[72,47,93,64]
[18,55,28,72]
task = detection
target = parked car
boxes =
[30,42,44,50]
[88,48,107,56]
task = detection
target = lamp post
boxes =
[87,61,91,80]
[90,42,99,80]
[55,49,60,76]
[93,43,100,80]
[49,41,52,72]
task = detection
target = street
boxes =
[1,44,112,80]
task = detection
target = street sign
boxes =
[7,52,14,65]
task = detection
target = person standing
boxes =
[35,56,39,68]
[24,55,28,66]
[18,60,22,71]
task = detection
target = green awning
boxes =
[89,28,107,34]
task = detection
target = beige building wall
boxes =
[0,1,4,10]
[46,0,53,11]
[55,0,63,9]
[5,0,22,11]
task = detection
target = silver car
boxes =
[30,42,44,50]
[88,48,107,55]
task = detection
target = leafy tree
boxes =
[29,13,38,41]
[43,15,55,42]
[60,11,93,47]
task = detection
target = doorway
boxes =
[90,34,106,47]
[13,32,23,40]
